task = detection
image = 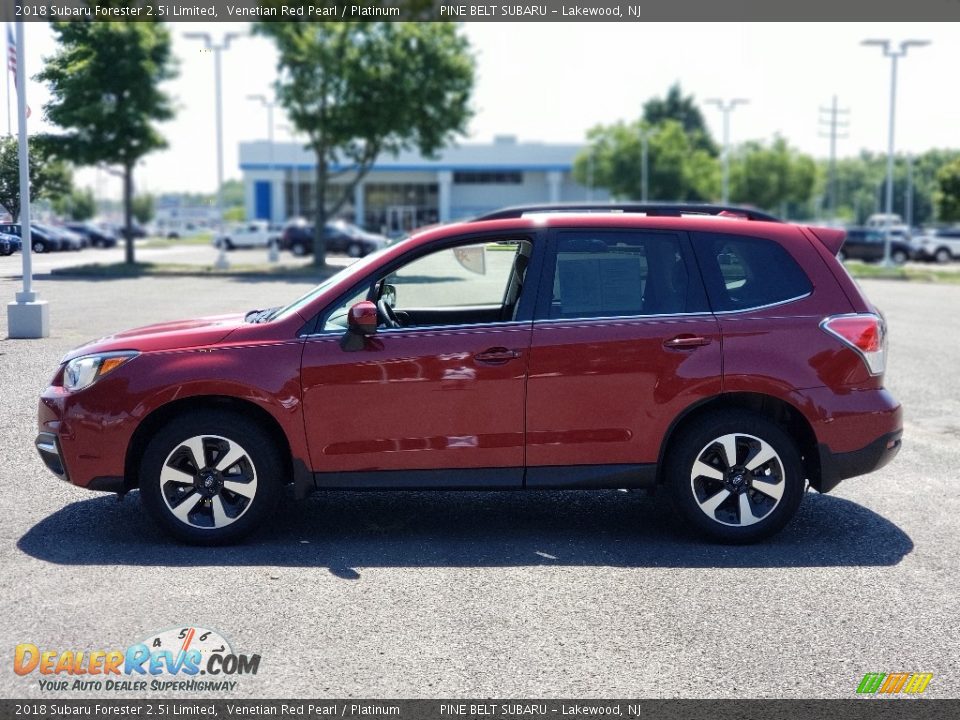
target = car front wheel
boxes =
[935,248,951,264]
[290,241,308,257]
[139,411,284,544]
[891,249,908,264]
[665,410,804,543]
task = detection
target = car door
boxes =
[524,228,722,487]
[299,235,539,488]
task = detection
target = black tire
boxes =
[32,241,46,254]
[935,247,951,264]
[139,410,285,545]
[291,241,308,257]
[664,410,805,543]
[347,242,364,258]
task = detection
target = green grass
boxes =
[844,261,960,284]
[50,261,338,280]
[140,233,214,248]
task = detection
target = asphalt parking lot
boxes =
[0,273,957,699]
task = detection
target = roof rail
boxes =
[474,203,782,223]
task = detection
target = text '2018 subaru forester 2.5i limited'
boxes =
[36,204,902,544]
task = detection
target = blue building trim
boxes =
[253,181,272,221]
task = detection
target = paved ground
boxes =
[0,274,957,699]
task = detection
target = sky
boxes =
[5,21,959,199]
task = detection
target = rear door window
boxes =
[692,232,812,312]
[541,230,708,319]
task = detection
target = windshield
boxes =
[266,245,394,322]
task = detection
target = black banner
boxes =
[3,700,960,719]
[4,0,960,22]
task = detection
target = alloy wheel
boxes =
[690,433,786,527]
[159,434,258,530]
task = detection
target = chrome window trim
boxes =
[711,291,812,315]
[302,319,532,339]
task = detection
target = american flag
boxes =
[7,24,31,118]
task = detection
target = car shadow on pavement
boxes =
[18,489,913,572]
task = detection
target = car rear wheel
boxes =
[665,410,804,543]
[891,249,908,264]
[935,247,951,264]
[32,241,46,253]
[347,242,364,258]
[139,411,284,545]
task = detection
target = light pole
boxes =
[862,38,929,266]
[185,31,242,270]
[248,93,279,262]
[706,98,749,205]
[278,123,302,220]
[638,126,658,203]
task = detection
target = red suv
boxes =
[36,204,902,544]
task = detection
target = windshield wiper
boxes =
[244,307,280,324]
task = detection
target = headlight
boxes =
[63,352,138,392]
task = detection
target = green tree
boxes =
[729,136,816,216]
[935,157,960,223]
[0,136,72,222]
[642,83,718,156]
[255,19,474,265]
[37,19,176,263]
[132,193,155,225]
[53,186,96,221]
[572,119,719,202]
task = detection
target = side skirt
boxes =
[310,464,656,491]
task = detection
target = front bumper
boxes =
[816,429,903,494]
[35,432,68,481]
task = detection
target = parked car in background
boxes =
[0,223,63,253]
[35,203,901,545]
[838,227,913,264]
[213,221,277,250]
[281,219,388,257]
[115,222,148,240]
[37,224,84,251]
[66,222,118,249]
[0,231,21,256]
[913,228,960,263]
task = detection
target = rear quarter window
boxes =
[692,232,812,312]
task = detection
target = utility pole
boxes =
[905,152,914,229]
[185,31,243,270]
[818,96,849,221]
[248,93,279,262]
[706,98,749,204]
[863,38,930,265]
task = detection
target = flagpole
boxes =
[7,20,48,339]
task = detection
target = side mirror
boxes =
[347,300,378,336]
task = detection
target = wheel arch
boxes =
[657,392,821,489]
[124,395,296,492]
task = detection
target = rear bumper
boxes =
[816,429,902,494]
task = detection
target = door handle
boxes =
[474,347,521,364]
[663,335,712,349]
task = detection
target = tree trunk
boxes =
[313,151,327,267]
[123,163,135,265]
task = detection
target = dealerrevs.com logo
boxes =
[856,672,933,695]
[14,627,260,693]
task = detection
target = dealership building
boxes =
[238,135,606,234]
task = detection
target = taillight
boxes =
[821,313,887,375]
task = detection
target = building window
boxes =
[453,171,523,185]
